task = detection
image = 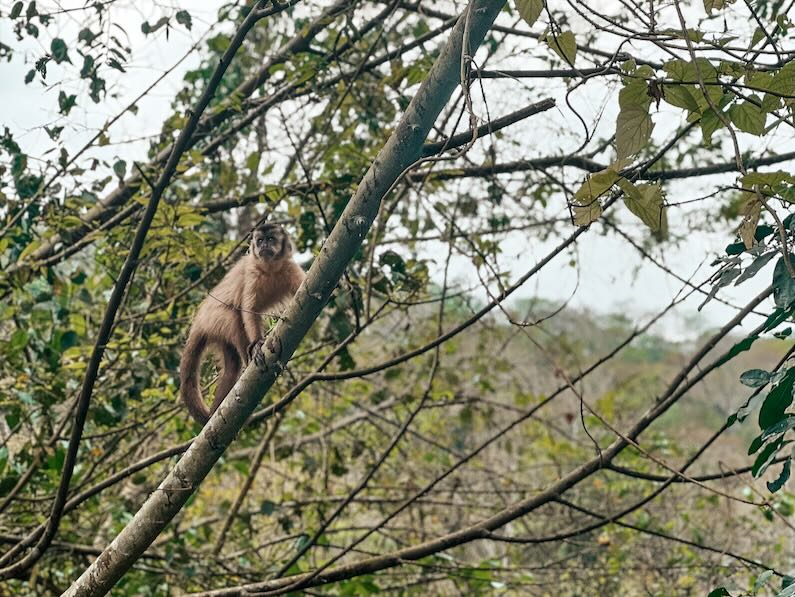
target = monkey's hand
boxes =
[247,339,265,367]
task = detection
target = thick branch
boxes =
[62,2,506,595]
[419,150,795,182]
[421,98,556,156]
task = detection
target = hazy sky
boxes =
[0,1,781,340]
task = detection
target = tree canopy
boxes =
[1,1,795,595]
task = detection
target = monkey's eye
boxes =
[255,237,263,245]
[266,236,275,243]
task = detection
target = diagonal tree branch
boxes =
[62,1,507,595]
[186,288,771,597]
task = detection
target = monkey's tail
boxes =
[180,333,210,425]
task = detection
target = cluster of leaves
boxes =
[728,252,795,500]
[514,0,795,241]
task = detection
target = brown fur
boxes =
[179,224,305,425]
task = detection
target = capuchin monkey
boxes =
[179,223,305,425]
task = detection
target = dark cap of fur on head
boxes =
[255,222,285,234]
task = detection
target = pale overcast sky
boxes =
[0,1,783,340]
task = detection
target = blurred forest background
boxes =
[1,0,795,595]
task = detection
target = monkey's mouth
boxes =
[257,247,279,260]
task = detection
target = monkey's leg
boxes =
[232,313,250,365]
[209,344,242,415]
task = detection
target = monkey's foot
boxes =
[247,339,265,367]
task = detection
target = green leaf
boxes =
[772,60,795,97]
[245,152,261,173]
[746,69,775,92]
[571,168,618,226]
[574,168,620,203]
[736,251,776,285]
[762,93,782,112]
[89,76,105,102]
[616,81,653,159]
[749,432,765,454]
[208,34,231,53]
[9,329,28,351]
[742,170,795,189]
[545,30,576,65]
[751,27,765,48]
[726,241,745,255]
[732,391,766,425]
[773,256,795,308]
[764,306,794,333]
[700,107,724,145]
[58,330,78,351]
[34,56,50,80]
[707,588,731,597]
[24,69,34,84]
[572,201,602,226]
[728,101,766,135]
[740,368,771,388]
[107,58,125,72]
[703,0,726,13]
[714,335,758,369]
[631,92,660,135]
[141,16,168,36]
[336,346,356,371]
[662,85,700,113]
[616,179,667,236]
[80,54,95,78]
[113,159,127,179]
[768,459,791,492]
[78,27,98,45]
[50,38,70,64]
[515,0,544,27]
[660,28,704,42]
[10,2,23,19]
[759,370,795,430]
[380,250,407,275]
[754,570,775,592]
[762,417,795,442]
[58,91,77,116]
[175,9,192,30]
[47,446,65,471]
[752,437,786,476]
[779,578,795,597]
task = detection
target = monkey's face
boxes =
[252,225,291,261]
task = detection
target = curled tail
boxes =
[180,333,210,425]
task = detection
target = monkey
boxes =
[179,223,305,425]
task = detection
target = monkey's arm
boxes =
[241,278,263,352]
[288,264,306,295]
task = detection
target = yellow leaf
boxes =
[515,0,544,26]
[545,30,576,65]
[617,178,667,237]
[573,200,602,226]
[739,199,761,249]
[574,168,620,203]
